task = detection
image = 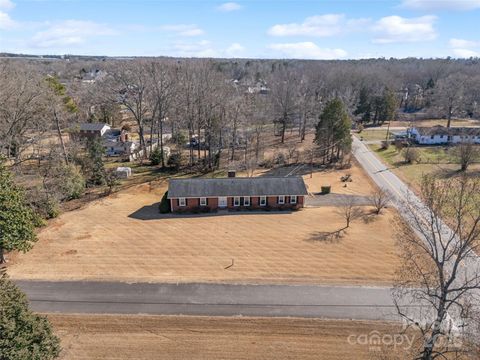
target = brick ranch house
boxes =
[167,176,308,213]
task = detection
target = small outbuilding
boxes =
[115,167,132,178]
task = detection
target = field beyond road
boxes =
[8,163,401,285]
[49,314,406,360]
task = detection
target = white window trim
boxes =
[179,198,186,207]
[260,196,267,206]
[243,196,250,206]
[234,196,240,207]
[290,195,297,204]
[200,197,207,206]
[278,195,285,205]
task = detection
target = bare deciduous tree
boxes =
[369,188,392,215]
[337,197,363,228]
[432,73,467,128]
[394,174,480,360]
[452,140,479,172]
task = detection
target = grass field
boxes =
[356,129,393,142]
[369,144,480,190]
[49,314,409,360]
[8,163,401,285]
[381,118,480,128]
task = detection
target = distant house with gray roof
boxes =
[167,174,308,212]
[78,123,111,138]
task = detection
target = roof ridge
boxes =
[170,176,303,181]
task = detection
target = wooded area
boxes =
[1,57,480,220]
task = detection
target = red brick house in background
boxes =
[167,175,308,213]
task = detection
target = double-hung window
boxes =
[234,197,240,207]
[278,195,285,205]
[200,197,207,206]
[290,195,297,204]
[260,196,267,206]
[179,198,186,207]
[243,196,250,206]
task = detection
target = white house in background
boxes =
[104,140,138,157]
[410,125,480,145]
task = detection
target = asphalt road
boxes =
[17,280,405,320]
[352,136,480,331]
[351,136,409,198]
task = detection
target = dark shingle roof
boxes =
[168,177,308,198]
[80,123,109,132]
[415,125,480,137]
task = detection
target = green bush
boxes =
[167,152,183,170]
[58,164,85,200]
[32,194,60,219]
[159,191,171,214]
[321,186,331,194]
[149,147,163,166]
[171,132,187,146]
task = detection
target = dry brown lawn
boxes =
[49,314,407,360]
[8,162,400,285]
[303,160,375,196]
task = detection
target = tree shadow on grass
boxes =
[306,228,347,243]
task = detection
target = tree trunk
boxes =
[421,304,446,360]
[0,247,5,264]
[447,107,452,128]
[300,112,307,142]
[54,109,69,165]
[281,118,287,144]
[159,113,165,168]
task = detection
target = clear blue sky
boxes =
[1,0,479,59]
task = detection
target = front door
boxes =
[218,197,228,208]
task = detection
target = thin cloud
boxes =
[30,20,116,48]
[449,38,480,58]
[217,2,242,12]
[372,15,437,44]
[268,42,347,59]
[449,38,480,48]
[401,0,480,10]
[171,40,218,58]
[268,14,370,37]
[0,11,16,29]
[160,24,204,36]
[0,0,14,10]
[225,43,245,56]
[452,48,480,57]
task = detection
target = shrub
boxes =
[357,124,364,133]
[32,194,60,220]
[167,152,183,170]
[402,147,420,164]
[321,186,331,194]
[57,163,85,200]
[273,151,286,165]
[159,191,171,214]
[394,140,405,153]
[104,169,119,194]
[171,132,187,146]
[380,140,390,150]
[149,147,163,166]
